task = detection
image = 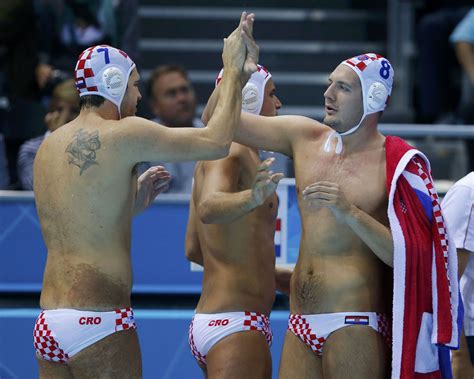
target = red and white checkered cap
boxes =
[215,64,272,115]
[74,45,135,111]
[341,53,393,115]
[323,53,395,153]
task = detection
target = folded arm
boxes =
[114,14,250,167]
[198,147,283,224]
[116,66,241,167]
[303,182,394,267]
[343,205,394,267]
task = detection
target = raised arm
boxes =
[197,146,283,224]
[115,13,251,167]
[201,17,325,158]
[236,113,320,157]
[203,88,322,159]
[201,12,258,126]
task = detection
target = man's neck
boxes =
[80,103,119,121]
[340,118,383,153]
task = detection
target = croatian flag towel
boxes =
[386,136,461,379]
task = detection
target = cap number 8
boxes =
[379,60,391,80]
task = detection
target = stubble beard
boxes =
[323,115,342,131]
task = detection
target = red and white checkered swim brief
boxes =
[188,311,273,366]
[288,312,391,356]
[33,307,136,363]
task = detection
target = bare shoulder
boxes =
[202,143,242,170]
[105,116,165,137]
[228,142,251,159]
[290,115,329,139]
[270,114,330,144]
[36,121,77,158]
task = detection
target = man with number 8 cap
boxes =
[203,50,460,378]
[32,11,254,378]
[323,53,393,154]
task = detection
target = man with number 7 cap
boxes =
[203,52,460,378]
[32,12,253,378]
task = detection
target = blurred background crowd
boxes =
[0,0,473,191]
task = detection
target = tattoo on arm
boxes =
[65,129,101,175]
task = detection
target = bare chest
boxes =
[294,148,387,214]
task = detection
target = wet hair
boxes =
[79,94,106,109]
[147,65,190,99]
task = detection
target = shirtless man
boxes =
[203,47,395,376]
[186,64,290,378]
[32,13,251,378]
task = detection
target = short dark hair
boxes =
[79,95,106,109]
[147,65,190,99]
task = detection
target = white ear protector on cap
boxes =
[242,82,260,113]
[367,81,389,111]
[215,64,272,115]
[324,53,394,154]
[75,45,135,119]
[102,66,126,97]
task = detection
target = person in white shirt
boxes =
[442,172,474,379]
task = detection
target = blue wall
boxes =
[0,194,204,293]
[0,194,292,377]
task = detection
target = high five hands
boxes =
[222,12,259,76]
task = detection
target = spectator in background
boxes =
[35,0,113,74]
[415,5,469,123]
[450,7,474,171]
[17,79,79,190]
[450,7,474,124]
[442,173,474,379]
[34,0,140,104]
[145,65,203,193]
[148,65,202,129]
[0,0,47,188]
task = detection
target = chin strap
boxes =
[323,131,343,154]
[323,114,366,154]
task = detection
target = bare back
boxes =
[192,145,278,315]
[35,62,243,312]
[35,115,140,310]
[290,127,391,314]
